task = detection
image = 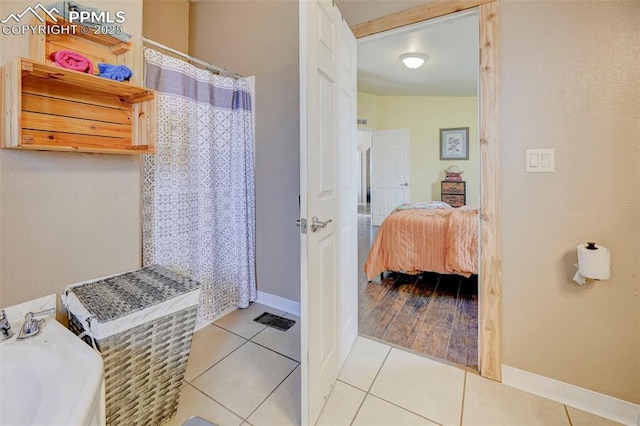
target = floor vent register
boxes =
[253,312,296,331]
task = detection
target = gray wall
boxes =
[189,0,301,302]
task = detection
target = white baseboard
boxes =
[256,291,301,317]
[502,365,640,426]
[193,305,237,333]
[193,292,301,333]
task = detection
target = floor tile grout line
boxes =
[245,317,301,363]
[359,392,445,426]
[358,332,478,375]
[209,302,289,339]
[330,378,406,425]
[184,382,247,422]
[248,339,301,364]
[348,388,368,426]
[358,337,479,375]
[315,379,337,423]
[187,339,250,384]
[243,364,300,422]
[345,345,393,426]
[185,339,301,384]
[212,321,267,340]
[196,324,299,373]
[187,342,298,423]
[350,344,447,426]
[316,378,344,424]
[337,378,368,393]
[366,345,392,394]
[459,371,467,426]
[188,310,297,424]
[564,404,574,426]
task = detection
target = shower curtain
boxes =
[142,48,256,326]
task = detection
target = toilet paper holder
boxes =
[573,241,611,285]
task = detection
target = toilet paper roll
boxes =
[573,263,586,285]
[577,243,611,280]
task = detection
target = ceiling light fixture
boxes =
[400,52,429,69]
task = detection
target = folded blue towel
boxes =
[98,63,132,82]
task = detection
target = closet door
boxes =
[371,128,411,226]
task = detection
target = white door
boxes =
[371,128,411,226]
[299,0,358,424]
[357,130,372,205]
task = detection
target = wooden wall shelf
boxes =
[30,14,131,76]
[1,57,156,155]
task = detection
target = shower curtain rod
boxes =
[142,37,243,78]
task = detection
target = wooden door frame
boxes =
[352,0,502,381]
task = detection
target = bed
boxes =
[364,201,478,281]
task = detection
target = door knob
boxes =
[310,216,332,233]
[401,182,409,186]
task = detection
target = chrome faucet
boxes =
[0,310,14,340]
[17,308,56,340]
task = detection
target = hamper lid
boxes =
[62,265,201,339]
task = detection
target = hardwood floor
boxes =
[358,214,478,369]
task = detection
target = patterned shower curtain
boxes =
[142,48,256,326]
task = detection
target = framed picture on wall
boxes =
[440,127,469,160]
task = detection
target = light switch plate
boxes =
[526,148,555,173]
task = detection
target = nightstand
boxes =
[441,181,466,207]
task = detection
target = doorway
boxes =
[370,128,411,226]
[347,0,502,382]
[357,130,371,215]
[356,10,481,370]
[300,2,503,420]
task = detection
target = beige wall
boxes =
[0,1,143,310]
[501,1,640,404]
[350,0,639,404]
[143,0,189,52]
[375,95,479,206]
[358,92,479,206]
[189,0,301,302]
[357,92,378,130]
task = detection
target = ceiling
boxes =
[335,0,427,27]
[353,10,479,97]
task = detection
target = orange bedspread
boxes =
[364,205,478,280]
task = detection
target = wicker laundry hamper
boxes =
[62,265,201,426]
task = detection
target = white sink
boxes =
[0,315,105,425]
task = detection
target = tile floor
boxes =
[167,302,300,426]
[170,303,621,426]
